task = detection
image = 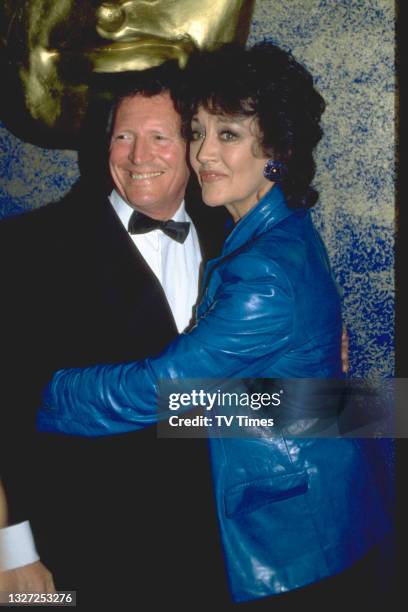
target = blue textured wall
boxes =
[0,0,395,377]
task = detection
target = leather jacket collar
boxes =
[223,185,298,256]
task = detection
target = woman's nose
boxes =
[196,135,218,164]
[96,2,127,36]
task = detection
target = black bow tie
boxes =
[128,210,190,244]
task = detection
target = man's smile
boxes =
[129,171,164,180]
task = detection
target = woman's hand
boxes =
[341,326,349,374]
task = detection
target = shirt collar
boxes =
[109,190,188,231]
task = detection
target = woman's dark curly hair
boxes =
[180,41,326,209]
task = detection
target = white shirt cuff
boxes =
[0,521,40,571]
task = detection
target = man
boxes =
[0,62,229,608]
[0,1,254,601]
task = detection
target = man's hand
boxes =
[341,326,349,374]
[0,561,55,593]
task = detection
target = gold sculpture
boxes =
[0,1,255,147]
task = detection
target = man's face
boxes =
[109,92,189,219]
[0,0,255,145]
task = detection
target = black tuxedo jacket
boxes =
[0,178,230,605]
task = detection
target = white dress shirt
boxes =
[109,190,202,332]
[0,190,203,572]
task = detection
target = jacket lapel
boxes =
[60,184,179,359]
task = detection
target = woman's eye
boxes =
[220,130,238,141]
[190,129,204,141]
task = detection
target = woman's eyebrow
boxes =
[216,115,246,125]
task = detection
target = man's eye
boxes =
[154,134,167,141]
[113,133,131,141]
[220,130,238,141]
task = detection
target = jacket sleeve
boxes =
[37,252,294,436]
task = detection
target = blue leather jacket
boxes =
[38,186,391,601]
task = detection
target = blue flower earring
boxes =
[263,159,287,182]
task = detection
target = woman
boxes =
[37,43,391,602]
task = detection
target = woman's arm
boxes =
[37,252,295,436]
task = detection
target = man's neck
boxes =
[109,190,187,228]
[114,190,184,221]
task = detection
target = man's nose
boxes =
[128,137,153,164]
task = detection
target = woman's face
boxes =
[190,107,272,221]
